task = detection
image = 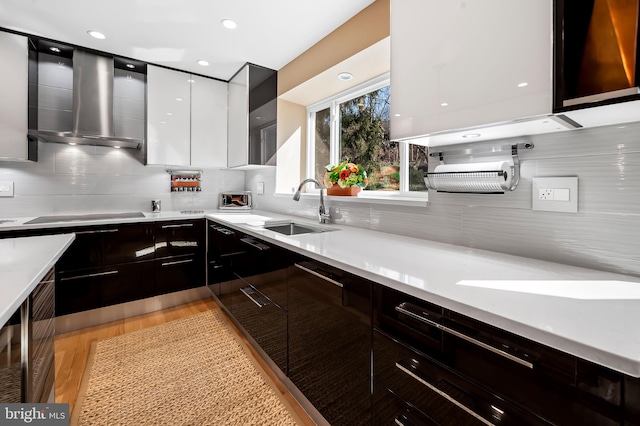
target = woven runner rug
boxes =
[73,309,300,426]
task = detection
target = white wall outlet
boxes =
[0,181,14,197]
[257,182,264,195]
[532,177,578,213]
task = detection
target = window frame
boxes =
[305,73,424,196]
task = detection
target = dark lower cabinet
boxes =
[57,261,154,316]
[155,253,205,296]
[288,260,372,426]
[373,382,438,426]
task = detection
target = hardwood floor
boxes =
[54,297,315,425]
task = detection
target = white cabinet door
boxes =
[0,31,29,160]
[146,65,191,166]
[190,76,227,168]
[227,65,249,168]
[390,0,553,140]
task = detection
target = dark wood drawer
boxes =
[373,382,438,426]
[374,330,549,426]
[57,222,154,271]
[154,219,204,259]
[57,260,154,315]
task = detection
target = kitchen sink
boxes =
[262,222,334,236]
[25,212,146,224]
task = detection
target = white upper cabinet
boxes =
[0,31,33,160]
[390,0,554,141]
[190,76,227,168]
[147,66,228,167]
[147,65,191,166]
[227,65,249,168]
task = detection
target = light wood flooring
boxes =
[54,297,315,425]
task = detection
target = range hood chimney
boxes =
[29,49,144,149]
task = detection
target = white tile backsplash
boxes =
[0,141,244,216]
[246,121,640,277]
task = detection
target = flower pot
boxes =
[326,185,362,196]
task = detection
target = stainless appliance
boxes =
[219,192,252,210]
[151,200,161,213]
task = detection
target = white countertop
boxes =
[0,233,75,326]
[2,209,640,377]
[207,210,640,377]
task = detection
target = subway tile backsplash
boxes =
[247,121,640,277]
[0,141,243,216]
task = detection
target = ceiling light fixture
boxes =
[197,60,210,66]
[221,19,237,29]
[176,98,183,101]
[126,64,135,69]
[462,133,481,139]
[68,143,76,146]
[338,72,353,81]
[440,102,449,107]
[114,146,121,149]
[87,30,106,40]
[394,113,401,117]
[517,82,528,87]
[187,79,196,83]
[49,47,61,53]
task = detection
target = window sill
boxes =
[274,191,429,207]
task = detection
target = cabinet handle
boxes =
[395,361,494,426]
[211,225,235,236]
[60,270,118,281]
[162,223,194,229]
[294,263,343,288]
[240,237,270,251]
[161,259,193,267]
[395,303,533,369]
[240,286,270,308]
[75,229,118,235]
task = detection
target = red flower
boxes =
[339,169,350,180]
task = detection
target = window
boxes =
[307,75,428,194]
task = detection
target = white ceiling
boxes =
[0,0,375,81]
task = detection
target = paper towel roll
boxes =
[425,161,512,193]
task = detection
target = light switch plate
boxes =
[0,181,14,197]
[532,177,578,213]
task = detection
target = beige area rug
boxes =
[73,309,301,426]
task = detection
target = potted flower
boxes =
[323,161,368,196]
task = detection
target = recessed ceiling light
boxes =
[126,64,135,69]
[68,142,76,146]
[394,113,401,117]
[87,30,106,40]
[114,146,121,149]
[176,98,183,102]
[197,60,210,66]
[440,102,449,107]
[462,133,481,139]
[221,19,237,29]
[187,79,196,83]
[166,112,173,116]
[338,72,353,81]
[49,47,61,53]
[517,82,528,87]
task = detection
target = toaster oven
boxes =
[219,192,252,210]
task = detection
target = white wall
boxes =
[0,141,244,216]
[246,121,640,278]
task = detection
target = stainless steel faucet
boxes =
[293,178,331,224]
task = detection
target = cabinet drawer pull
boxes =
[395,303,533,369]
[211,225,234,236]
[75,229,118,235]
[161,259,193,267]
[395,362,494,426]
[60,270,118,281]
[162,223,194,229]
[294,263,343,288]
[240,237,270,251]
[240,286,270,308]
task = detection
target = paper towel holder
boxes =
[426,142,534,193]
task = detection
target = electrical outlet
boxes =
[0,181,14,197]
[538,189,553,200]
[532,177,578,213]
[257,182,264,195]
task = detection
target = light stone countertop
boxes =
[2,209,640,377]
[0,233,75,326]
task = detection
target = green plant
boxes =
[323,161,368,188]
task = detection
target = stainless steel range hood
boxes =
[29,50,143,149]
